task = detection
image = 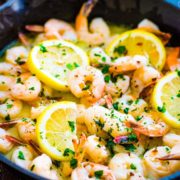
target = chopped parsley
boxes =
[15,57,25,65]
[165,146,170,153]
[63,148,75,156]
[82,84,90,90]
[70,158,78,169]
[57,43,62,48]
[128,134,138,142]
[16,77,23,84]
[39,44,47,53]
[113,102,119,111]
[94,53,101,57]
[176,69,180,77]
[114,45,127,55]
[134,99,140,104]
[101,56,106,62]
[54,74,60,78]
[66,62,79,70]
[135,116,142,121]
[94,170,103,179]
[29,87,35,91]
[157,103,166,113]
[104,75,110,83]
[123,144,136,152]
[106,139,115,156]
[68,121,75,132]
[6,104,13,109]
[130,163,137,170]
[18,151,25,160]
[101,65,110,74]
[94,120,104,129]
[123,107,129,114]
[5,114,10,121]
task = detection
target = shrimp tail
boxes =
[29,140,42,155]
[158,153,180,160]
[18,32,31,47]
[25,25,44,32]
[0,120,19,128]
[5,135,26,146]
[83,0,98,17]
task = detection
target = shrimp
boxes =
[82,105,134,138]
[44,18,77,41]
[0,91,23,119]
[11,73,42,101]
[165,47,180,71]
[129,111,169,137]
[0,62,22,76]
[113,94,148,118]
[29,154,59,180]
[0,128,14,153]
[71,162,116,180]
[105,75,130,97]
[109,55,148,74]
[11,146,34,169]
[0,75,14,90]
[68,66,105,103]
[5,46,29,65]
[131,66,161,97]
[17,118,36,143]
[84,135,110,164]
[108,153,145,180]
[143,145,180,178]
[163,130,180,148]
[75,0,110,45]
[137,19,171,45]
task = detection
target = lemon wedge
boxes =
[36,101,77,160]
[106,29,166,70]
[28,40,89,91]
[151,71,180,128]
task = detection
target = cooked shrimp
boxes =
[68,66,105,103]
[44,18,77,41]
[137,19,159,30]
[105,75,130,97]
[163,130,180,148]
[89,47,111,65]
[30,154,59,179]
[0,128,14,153]
[75,0,110,45]
[71,162,116,180]
[0,91,23,119]
[109,55,148,74]
[108,152,145,180]
[5,46,28,65]
[17,118,36,142]
[144,145,180,178]
[0,75,14,90]
[11,146,34,169]
[0,62,22,76]
[83,105,134,138]
[84,135,109,164]
[131,66,161,97]
[165,47,180,71]
[11,73,41,101]
[114,94,148,118]
[129,112,169,137]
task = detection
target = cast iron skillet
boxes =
[0,0,180,179]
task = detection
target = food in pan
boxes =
[0,0,179,179]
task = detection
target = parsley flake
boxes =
[68,121,75,132]
[94,170,103,179]
[18,151,25,160]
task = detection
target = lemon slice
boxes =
[106,29,166,70]
[151,71,180,128]
[36,101,77,160]
[28,40,89,91]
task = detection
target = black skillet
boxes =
[0,0,179,179]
